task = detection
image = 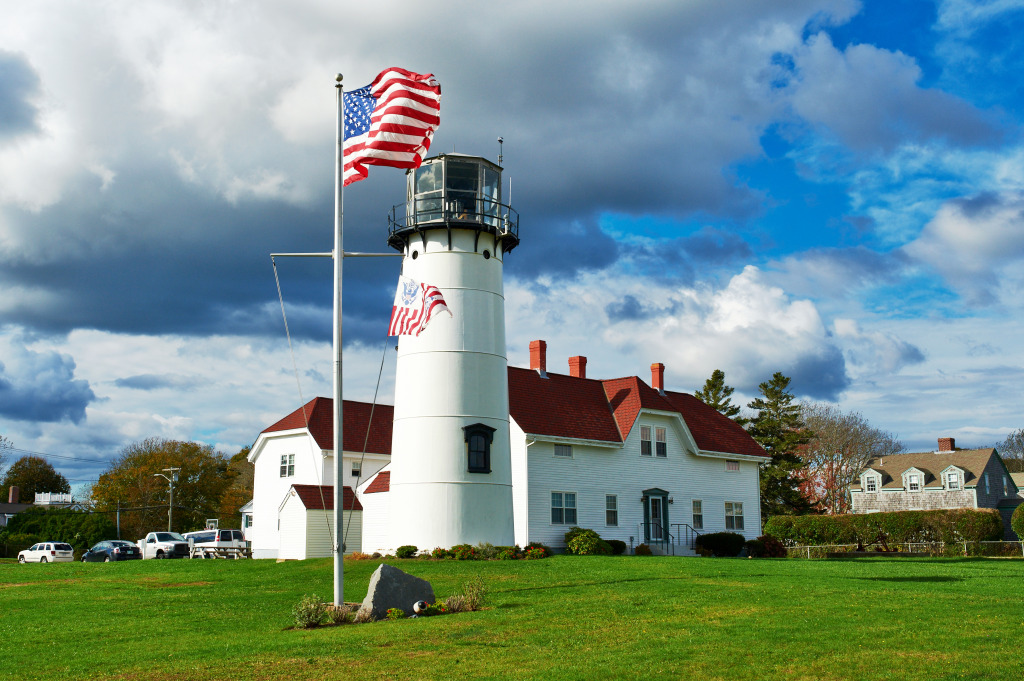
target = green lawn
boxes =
[2,555,1022,680]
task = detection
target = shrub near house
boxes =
[764,508,1004,546]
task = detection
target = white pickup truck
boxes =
[182,529,249,559]
[138,532,191,559]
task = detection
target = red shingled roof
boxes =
[507,367,623,442]
[263,369,764,460]
[290,484,362,511]
[364,470,390,494]
[262,397,393,454]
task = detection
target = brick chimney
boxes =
[530,340,547,377]
[568,356,587,379]
[651,363,665,393]
[938,437,955,452]
[8,485,19,504]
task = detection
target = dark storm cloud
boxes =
[0,52,40,139]
[787,343,850,400]
[0,164,401,345]
[0,347,95,423]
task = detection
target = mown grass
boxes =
[2,555,1022,680]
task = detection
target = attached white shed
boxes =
[277,484,362,559]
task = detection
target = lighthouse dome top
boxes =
[387,153,519,253]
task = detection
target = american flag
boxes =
[388,275,452,337]
[343,67,441,187]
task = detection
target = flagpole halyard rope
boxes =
[271,256,335,547]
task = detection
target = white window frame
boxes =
[554,444,573,458]
[946,471,959,490]
[655,427,667,457]
[605,495,618,526]
[907,473,920,492]
[351,461,361,478]
[865,475,877,493]
[726,460,740,472]
[551,491,577,525]
[725,502,744,531]
[692,499,703,530]
[280,453,295,478]
[640,426,652,456]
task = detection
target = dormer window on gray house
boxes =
[944,468,961,490]
[905,470,921,492]
[865,474,878,493]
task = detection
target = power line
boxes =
[4,446,110,465]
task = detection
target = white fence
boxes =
[786,540,1024,559]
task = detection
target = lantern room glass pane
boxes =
[482,167,500,227]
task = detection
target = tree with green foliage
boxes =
[1012,503,1024,541]
[218,446,253,527]
[747,372,812,518]
[995,429,1024,472]
[0,506,116,553]
[90,438,233,539]
[694,369,747,426]
[0,455,70,503]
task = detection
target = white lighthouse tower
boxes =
[385,153,519,550]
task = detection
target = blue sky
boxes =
[2,0,1024,491]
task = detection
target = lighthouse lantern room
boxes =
[385,154,519,550]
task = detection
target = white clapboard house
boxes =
[247,340,767,557]
[246,399,392,559]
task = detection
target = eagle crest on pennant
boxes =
[400,279,419,306]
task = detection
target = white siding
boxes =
[249,428,390,559]
[356,467,392,554]
[510,418,530,546]
[249,431,326,559]
[278,491,310,560]
[525,412,762,549]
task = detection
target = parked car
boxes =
[18,542,74,563]
[182,529,248,558]
[137,532,190,559]
[81,540,142,562]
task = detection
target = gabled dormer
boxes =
[902,467,926,492]
[940,465,965,491]
[861,469,883,493]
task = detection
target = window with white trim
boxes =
[692,499,703,530]
[554,444,573,458]
[725,502,744,530]
[640,426,652,456]
[351,461,361,478]
[726,460,740,472]
[946,471,959,490]
[551,492,577,525]
[605,495,618,526]
[655,427,667,457]
[907,473,920,492]
[866,476,877,493]
[279,454,295,478]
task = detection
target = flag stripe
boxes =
[343,67,440,187]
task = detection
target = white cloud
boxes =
[903,191,1024,304]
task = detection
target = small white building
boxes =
[277,484,363,559]
[246,398,391,559]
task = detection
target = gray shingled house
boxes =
[849,437,1023,540]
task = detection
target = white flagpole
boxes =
[333,73,345,607]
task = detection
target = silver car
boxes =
[18,542,75,563]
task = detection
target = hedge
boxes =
[764,509,1004,546]
[694,531,745,557]
[1012,504,1024,541]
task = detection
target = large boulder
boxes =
[358,563,435,621]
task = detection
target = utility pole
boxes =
[153,468,181,532]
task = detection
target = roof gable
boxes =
[507,367,622,443]
[262,397,393,454]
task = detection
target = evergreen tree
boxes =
[694,369,747,425]
[747,372,812,518]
